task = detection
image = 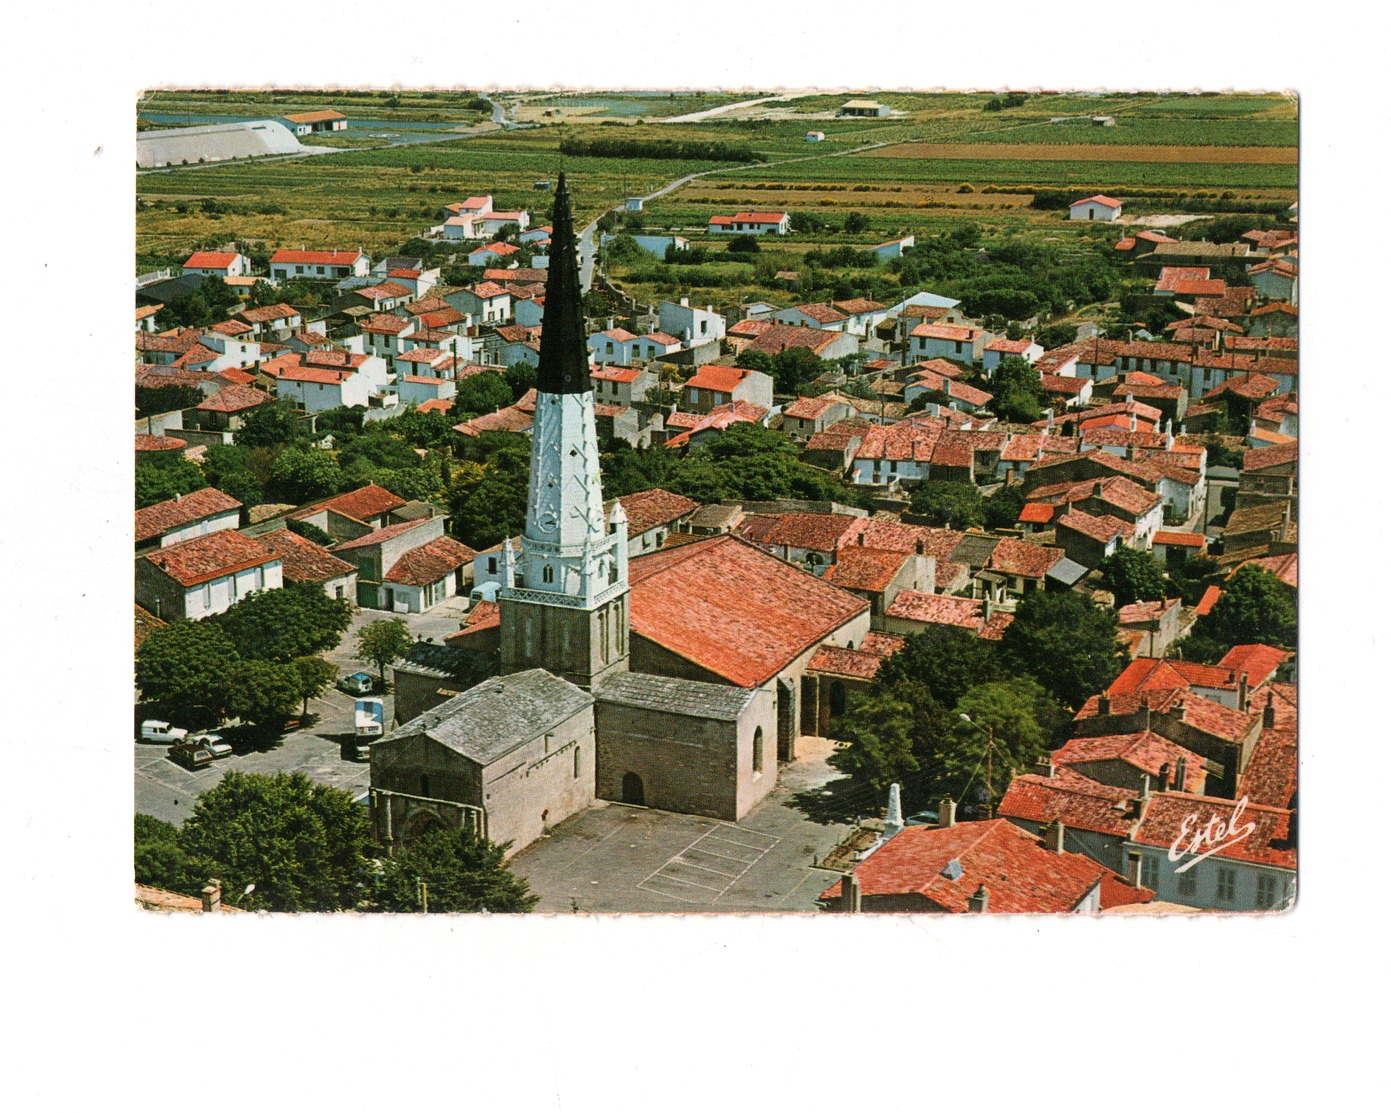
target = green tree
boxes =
[1035,323,1078,350]
[136,383,204,419]
[672,422,864,506]
[1189,564,1296,652]
[876,626,1005,710]
[726,234,762,254]
[376,826,538,913]
[200,443,270,507]
[943,678,1062,815]
[1000,591,1124,711]
[452,371,514,417]
[984,484,1027,530]
[355,619,414,685]
[223,659,302,729]
[134,813,198,894]
[135,620,240,727]
[828,688,923,793]
[843,212,869,234]
[505,360,538,401]
[135,453,209,508]
[909,481,984,528]
[291,656,337,718]
[235,400,310,449]
[448,433,531,548]
[269,446,342,503]
[178,771,377,912]
[1098,547,1169,606]
[989,354,1043,424]
[212,582,353,662]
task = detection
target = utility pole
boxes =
[985,725,994,820]
[419,879,428,914]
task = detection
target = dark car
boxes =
[168,742,215,770]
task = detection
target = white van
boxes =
[140,720,188,744]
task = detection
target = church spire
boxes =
[535,171,590,395]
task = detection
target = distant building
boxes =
[806,130,825,142]
[135,531,283,621]
[706,211,791,235]
[838,99,890,118]
[1069,194,1124,222]
[182,251,251,278]
[278,109,348,136]
[270,249,369,282]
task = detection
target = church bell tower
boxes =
[498,172,631,690]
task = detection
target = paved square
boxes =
[511,739,856,913]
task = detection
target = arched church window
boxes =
[543,565,555,584]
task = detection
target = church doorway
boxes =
[400,808,446,846]
[621,772,645,806]
[829,681,847,717]
[777,679,795,763]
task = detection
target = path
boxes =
[657,91,799,124]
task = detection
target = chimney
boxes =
[1174,755,1188,791]
[967,884,989,913]
[841,872,861,913]
[916,538,925,555]
[1126,850,1142,888]
[1094,480,1105,498]
[1263,691,1277,729]
[1097,692,1112,716]
[1140,772,1151,799]
[938,797,956,828]
[1035,756,1056,778]
[201,879,222,914]
[1045,820,1065,854]
[174,491,182,503]
[858,531,866,545]
[1239,671,1250,712]
[1157,762,1171,793]
[607,317,614,331]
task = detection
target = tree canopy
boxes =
[999,591,1124,712]
[135,453,209,508]
[448,432,531,548]
[375,826,539,913]
[211,581,353,663]
[1182,564,1296,658]
[136,619,241,727]
[355,619,414,684]
[1098,547,1169,606]
[909,481,984,529]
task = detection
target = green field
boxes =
[137,88,494,124]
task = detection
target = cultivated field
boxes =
[865,142,1298,165]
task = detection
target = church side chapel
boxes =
[370,174,869,856]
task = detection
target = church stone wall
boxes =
[479,705,596,855]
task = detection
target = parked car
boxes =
[141,720,188,744]
[337,672,375,695]
[167,742,215,770]
[187,732,232,759]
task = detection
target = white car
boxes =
[140,720,188,744]
[187,732,232,759]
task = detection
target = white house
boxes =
[445,195,493,218]
[806,131,825,142]
[468,242,522,268]
[519,224,553,244]
[1246,258,1298,305]
[270,249,370,281]
[197,331,261,371]
[274,363,373,412]
[590,365,657,407]
[135,531,284,621]
[515,297,545,328]
[1069,195,1124,222]
[279,109,348,135]
[775,303,850,332]
[398,375,457,407]
[601,232,690,260]
[440,215,484,240]
[910,322,986,364]
[444,283,512,325]
[183,251,252,278]
[476,209,530,235]
[588,327,640,364]
[658,298,727,344]
[707,211,791,235]
[982,337,1044,372]
[134,488,243,553]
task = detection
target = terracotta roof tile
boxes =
[737,513,862,553]
[822,547,909,593]
[257,528,356,584]
[807,644,889,680]
[290,483,406,525]
[330,517,435,553]
[616,488,700,537]
[999,767,1139,837]
[686,364,755,393]
[1055,731,1208,792]
[383,536,477,587]
[820,820,1108,913]
[627,535,868,688]
[134,487,242,543]
[1217,644,1291,688]
[196,384,270,413]
[1132,792,1295,870]
[987,538,1063,579]
[884,590,983,629]
[138,530,279,587]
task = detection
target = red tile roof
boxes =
[1250,301,1297,318]
[686,364,755,393]
[1073,194,1121,208]
[237,302,300,324]
[986,538,1063,579]
[256,528,356,584]
[784,395,847,420]
[356,281,413,301]
[384,536,477,587]
[330,517,435,554]
[1195,584,1222,616]
[1132,792,1295,870]
[792,302,849,325]
[999,767,1139,837]
[1018,502,1056,525]
[737,513,862,554]
[820,820,1109,913]
[617,488,700,537]
[271,249,364,268]
[1242,440,1297,472]
[135,487,243,544]
[884,590,983,629]
[196,383,270,413]
[1237,551,1296,589]
[747,323,842,356]
[627,535,868,688]
[134,434,188,453]
[184,251,240,269]
[1109,657,1239,697]
[1054,732,1207,792]
[822,547,909,593]
[1075,688,1259,746]
[806,644,890,680]
[984,337,1034,354]
[1117,597,1180,627]
[1056,508,1130,544]
[1217,644,1291,688]
[139,530,279,587]
[911,323,981,342]
[291,483,406,525]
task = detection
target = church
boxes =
[369,174,870,857]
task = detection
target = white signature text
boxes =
[1167,795,1257,874]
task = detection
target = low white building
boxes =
[183,251,251,278]
[135,531,284,621]
[270,249,370,281]
[658,298,726,345]
[275,364,373,412]
[982,337,1044,372]
[707,211,791,235]
[134,488,243,553]
[866,236,915,262]
[910,322,986,364]
[1069,195,1123,222]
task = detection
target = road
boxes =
[656,92,799,124]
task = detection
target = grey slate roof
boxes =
[387,668,591,765]
[594,671,758,722]
[1046,557,1090,586]
[396,640,498,685]
[950,533,1001,569]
